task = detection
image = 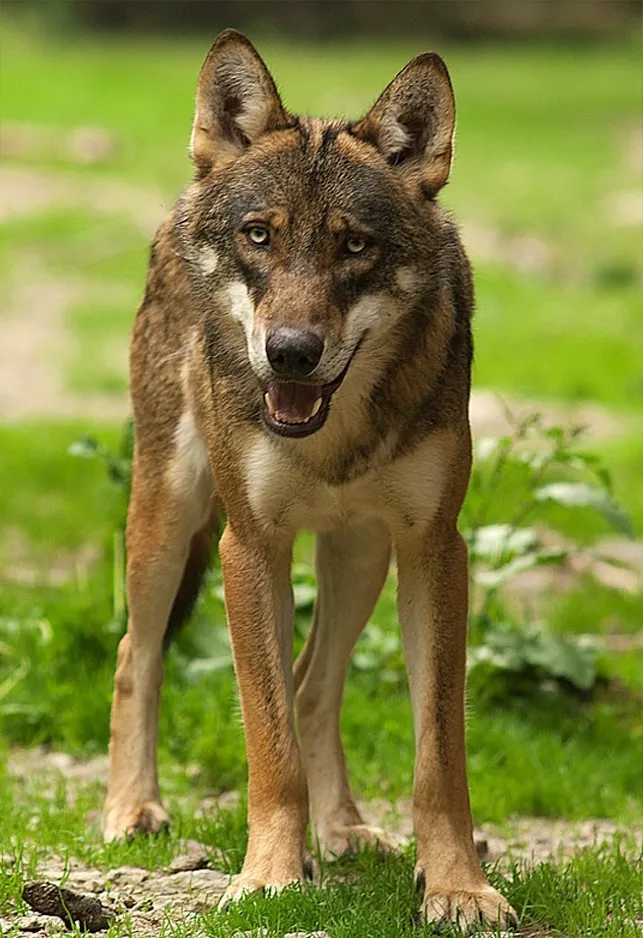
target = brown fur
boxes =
[102,30,517,931]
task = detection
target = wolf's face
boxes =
[181,31,456,438]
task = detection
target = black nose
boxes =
[265,327,324,378]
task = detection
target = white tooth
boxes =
[264,391,276,412]
[311,396,322,417]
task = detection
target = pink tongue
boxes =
[266,382,321,424]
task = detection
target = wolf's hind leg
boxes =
[102,432,214,841]
[294,520,395,859]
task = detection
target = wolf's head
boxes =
[180,30,456,438]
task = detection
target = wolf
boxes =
[102,29,517,931]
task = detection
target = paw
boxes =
[418,879,518,933]
[318,823,400,860]
[217,868,305,910]
[102,800,170,842]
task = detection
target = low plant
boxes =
[462,411,633,695]
[68,419,133,499]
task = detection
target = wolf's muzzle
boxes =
[261,336,363,439]
[265,327,324,379]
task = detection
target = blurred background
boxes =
[7,0,642,38]
[0,0,641,818]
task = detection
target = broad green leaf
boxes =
[68,436,101,459]
[474,436,507,462]
[468,524,539,561]
[534,482,633,537]
[468,623,599,692]
[184,656,233,681]
[474,548,566,589]
[525,630,597,691]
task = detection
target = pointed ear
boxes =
[354,53,455,196]
[190,30,291,174]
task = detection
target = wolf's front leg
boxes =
[218,523,308,907]
[397,527,517,933]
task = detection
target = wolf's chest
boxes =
[244,432,450,536]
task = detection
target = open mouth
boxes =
[262,344,359,438]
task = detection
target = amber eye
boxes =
[345,236,367,255]
[246,225,270,247]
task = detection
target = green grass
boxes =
[553,579,643,637]
[0,19,642,938]
[473,270,643,407]
[2,553,642,822]
[0,422,122,559]
[1,763,641,937]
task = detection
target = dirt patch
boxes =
[8,748,110,791]
[0,274,80,419]
[3,815,638,937]
[460,221,552,274]
[605,188,643,228]
[8,752,642,870]
[489,532,643,610]
[0,264,128,421]
[3,856,230,937]
[0,527,102,589]
[0,165,166,234]
[0,123,118,167]
[469,389,628,442]
[358,798,641,867]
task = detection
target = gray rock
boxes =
[104,865,150,886]
[9,914,66,934]
[166,840,210,873]
[146,868,228,897]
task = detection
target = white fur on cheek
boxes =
[224,281,271,375]
[198,244,219,276]
[225,281,255,337]
[344,293,388,344]
[395,266,417,293]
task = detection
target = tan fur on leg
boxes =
[397,526,517,931]
[103,435,213,841]
[295,520,396,858]
[217,523,308,906]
